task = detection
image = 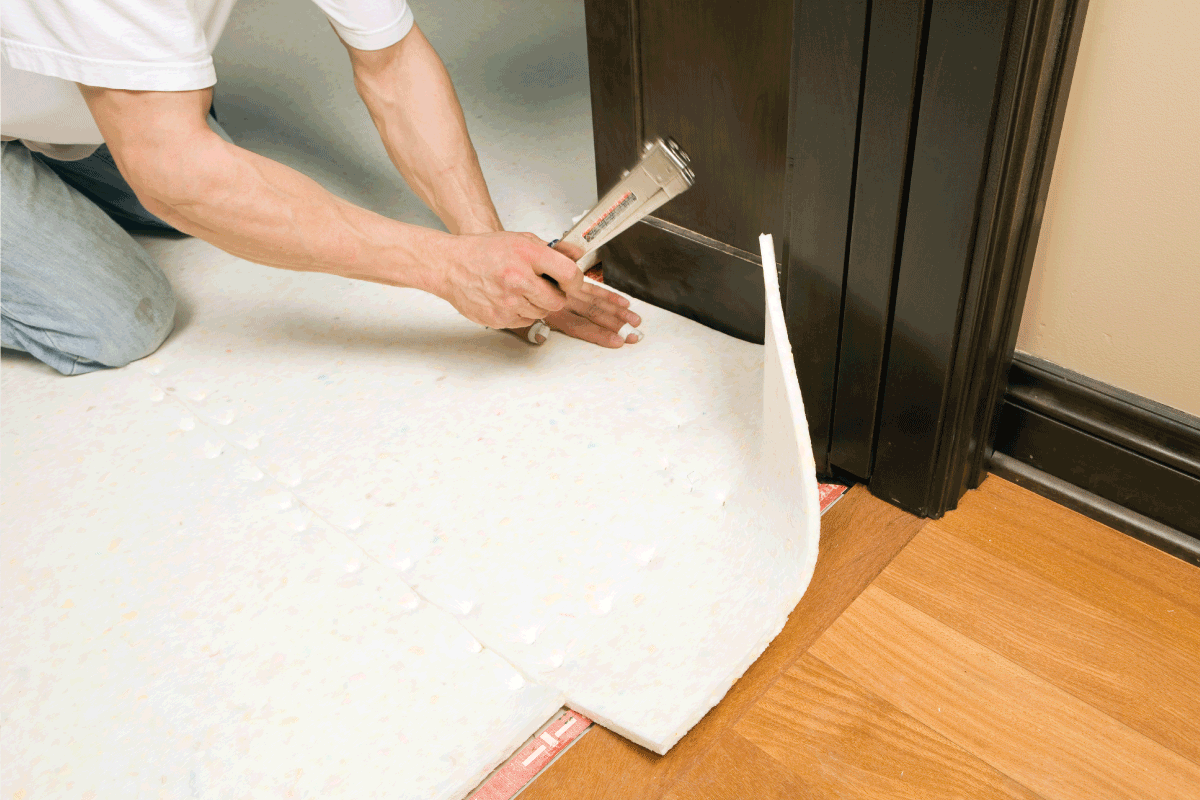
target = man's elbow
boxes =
[111,134,223,224]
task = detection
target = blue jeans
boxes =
[1,140,179,375]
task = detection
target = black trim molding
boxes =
[868,0,1092,517]
[584,0,1092,520]
[991,354,1200,564]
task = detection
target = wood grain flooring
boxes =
[523,476,1200,799]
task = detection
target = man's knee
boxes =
[2,263,176,375]
[89,273,177,368]
[2,140,177,374]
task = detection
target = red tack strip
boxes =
[469,709,592,800]
[818,483,849,513]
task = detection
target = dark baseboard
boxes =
[991,353,1200,563]
[600,217,767,345]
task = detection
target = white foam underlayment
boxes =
[1,232,819,797]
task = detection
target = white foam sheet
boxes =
[1,236,817,798]
[90,230,818,754]
[0,361,563,799]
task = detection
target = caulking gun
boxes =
[527,137,695,343]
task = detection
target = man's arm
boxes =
[343,27,644,347]
[78,84,581,331]
[344,24,500,236]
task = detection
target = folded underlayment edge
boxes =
[559,234,822,756]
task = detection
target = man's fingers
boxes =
[566,303,633,340]
[502,324,546,344]
[581,280,631,309]
[519,298,552,321]
[566,291,641,332]
[551,239,585,262]
[533,246,586,297]
[550,310,627,348]
[520,275,567,317]
[581,294,640,327]
[523,278,569,316]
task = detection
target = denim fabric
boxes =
[1,141,177,375]
[33,143,179,233]
[1,110,234,374]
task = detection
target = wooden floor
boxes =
[522,476,1200,800]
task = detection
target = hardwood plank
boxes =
[941,476,1200,633]
[517,725,669,800]
[521,486,926,799]
[730,655,1041,800]
[875,522,1200,764]
[810,586,1200,800]
[661,733,808,800]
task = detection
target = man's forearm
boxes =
[80,84,451,295]
[145,132,451,292]
[346,25,503,236]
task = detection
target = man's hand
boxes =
[434,232,583,329]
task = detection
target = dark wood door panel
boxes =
[639,0,793,256]
[606,218,766,343]
[583,0,639,194]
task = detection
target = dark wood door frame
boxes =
[584,0,1090,518]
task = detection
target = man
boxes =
[1,0,642,375]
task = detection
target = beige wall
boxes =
[1017,0,1200,416]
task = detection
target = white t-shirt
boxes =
[1,0,414,146]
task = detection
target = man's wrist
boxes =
[446,210,503,236]
[395,225,454,299]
